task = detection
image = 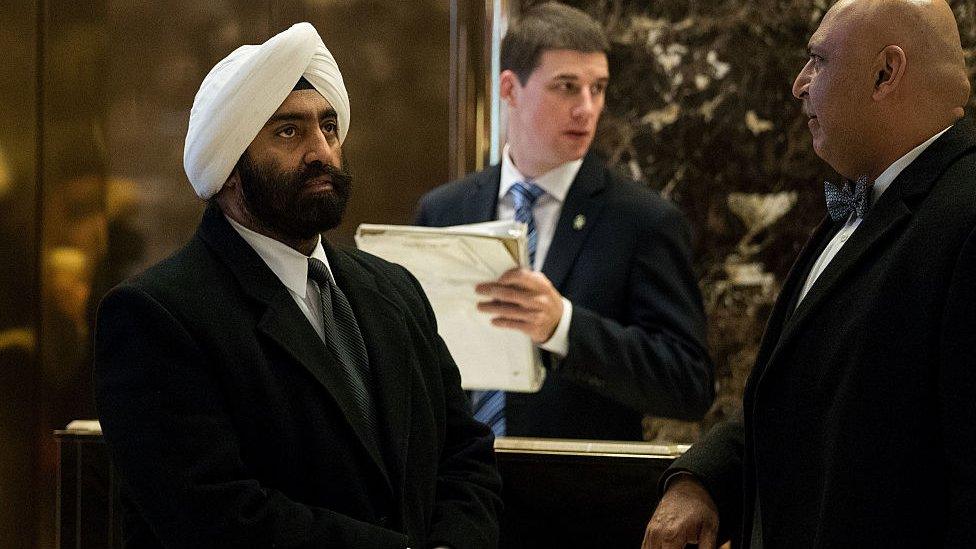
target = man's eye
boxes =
[557,81,577,93]
[810,53,824,63]
[323,122,338,135]
[277,127,297,138]
[591,83,607,95]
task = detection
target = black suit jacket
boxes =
[415,152,713,440]
[94,205,502,549]
[667,119,976,547]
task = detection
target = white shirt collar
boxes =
[225,214,330,296]
[872,125,952,204]
[499,143,582,203]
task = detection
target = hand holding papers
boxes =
[475,268,565,344]
[355,221,545,392]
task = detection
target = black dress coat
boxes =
[415,152,713,440]
[94,205,503,549]
[666,119,976,548]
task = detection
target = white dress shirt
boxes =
[498,144,583,357]
[225,215,332,343]
[797,125,952,304]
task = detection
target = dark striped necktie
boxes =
[307,258,378,438]
[471,181,546,437]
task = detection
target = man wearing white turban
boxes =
[94,23,502,549]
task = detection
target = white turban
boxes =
[183,22,350,199]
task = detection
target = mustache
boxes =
[299,162,353,190]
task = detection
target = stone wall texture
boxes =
[528,0,976,441]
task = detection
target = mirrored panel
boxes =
[0,0,40,546]
[304,0,451,243]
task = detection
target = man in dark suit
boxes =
[644,1,976,547]
[415,2,713,441]
[94,23,501,549]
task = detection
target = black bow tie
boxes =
[824,176,873,222]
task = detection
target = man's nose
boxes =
[303,129,338,166]
[572,90,597,119]
[793,63,812,100]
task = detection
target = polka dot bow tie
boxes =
[824,175,873,222]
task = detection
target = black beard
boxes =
[236,153,353,240]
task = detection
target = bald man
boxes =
[94,24,500,548]
[643,1,976,547]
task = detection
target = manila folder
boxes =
[355,221,545,392]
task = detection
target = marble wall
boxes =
[536,0,976,441]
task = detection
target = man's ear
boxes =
[872,45,907,101]
[225,152,247,190]
[500,69,521,107]
[213,167,242,214]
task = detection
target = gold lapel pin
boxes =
[573,214,586,230]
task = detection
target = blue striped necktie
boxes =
[471,181,546,437]
[308,258,378,439]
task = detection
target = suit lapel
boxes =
[761,119,976,378]
[256,296,392,484]
[326,244,413,495]
[541,152,608,289]
[464,165,501,223]
[781,194,912,341]
[196,206,393,492]
[751,216,837,378]
[781,217,841,324]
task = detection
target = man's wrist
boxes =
[538,297,572,356]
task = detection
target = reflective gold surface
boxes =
[0,1,451,546]
[302,1,450,244]
[0,0,40,547]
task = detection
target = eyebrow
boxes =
[552,74,610,82]
[265,107,338,126]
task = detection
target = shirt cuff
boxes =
[538,297,572,357]
[660,470,698,495]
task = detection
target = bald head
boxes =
[844,0,968,120]
[794,0,970,179]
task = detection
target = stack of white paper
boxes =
[355,221,545,392]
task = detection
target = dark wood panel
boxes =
[497,449,672,549]
[55,431,675,549]
[56,433,121,549]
